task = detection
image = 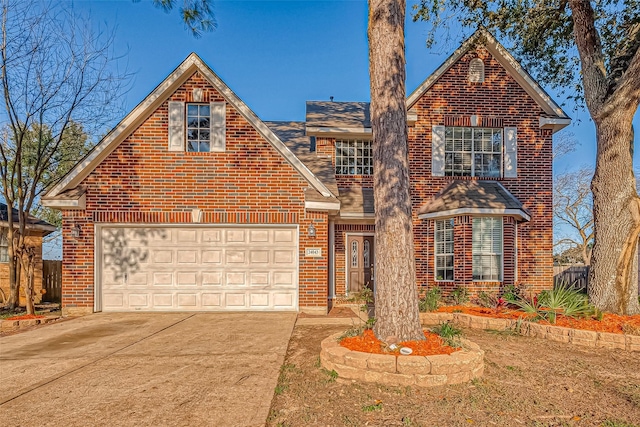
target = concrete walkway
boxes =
[0,312,296,427]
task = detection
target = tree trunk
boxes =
[589,114,640,315]
[368,0,424,342]
[20,249,36,315]
[7,227,19,309]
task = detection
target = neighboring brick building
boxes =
[43,29,569,315]
[1,202,56,305]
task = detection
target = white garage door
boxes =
[98,226,298,312]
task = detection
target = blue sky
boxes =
[69,0,638,174]
[40,0,638,259]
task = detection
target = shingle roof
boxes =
[0,202,57,235]
[306,101,370,128]
[417,180,531,221]
[265,121,339,202]
[338,187,374,216]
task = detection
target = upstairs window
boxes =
[0,234,8,263]
[168,101,225,152]
[186,104,211,152]
[445,127,502,177]
[434,219,454,281]
[472,217,503,281]
[335,139,373,175]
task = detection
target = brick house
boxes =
[43,29,569,315]
[1,202,56,305]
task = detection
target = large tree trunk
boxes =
[368,0,424,342]
[589,115,640,315]
[568,0,640,315]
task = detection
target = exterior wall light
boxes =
[71,224,81,238]
[307,223,316,238]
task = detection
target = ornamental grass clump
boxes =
[430,321,463,347]
[506,282,596,324]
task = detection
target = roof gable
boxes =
[44,53,333,203]
[406,28,570,121]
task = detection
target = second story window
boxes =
[187,104,211,152]
[445,127,502,177]
[168,101,225,153]
[335,139,373,175]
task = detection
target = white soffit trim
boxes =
[540,117,572,133]
[339,212,376,219]
[418,208,531,222]
[406,28,570,121]
[45,53,333,200]
[306,127,372,137]
[41,193,86,210]
[305,200,341,211]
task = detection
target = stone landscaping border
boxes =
[320,332,484,387]
[0,316,61,332]
[420,312,640,352]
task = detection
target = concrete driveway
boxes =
[0,312,296,427]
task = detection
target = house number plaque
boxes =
[305,248,322,258]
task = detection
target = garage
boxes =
[97,225,299,312]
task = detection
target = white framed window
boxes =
[335,139,373,175]
[186,103,211,152]
[444,127,502,177]
[434,219,454,281]
[0,233,9,263]
[168,101,225,153]
[472,217,503,281]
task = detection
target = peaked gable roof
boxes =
[43,53,333,205]
[407,28,570,121]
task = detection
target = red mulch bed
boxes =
[5,314,45,321]
[436,305,640,334]
[340,328,459,356]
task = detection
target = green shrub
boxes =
[450,286,469,305]
[431,321,463,347]
[419,287,442,312]
[501,284,522,301]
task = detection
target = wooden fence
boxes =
[42,260,62,303]
[553,265,589,292]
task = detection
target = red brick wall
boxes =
[331,46,554,300]
[409,46,553,296]
[62,71,329,312]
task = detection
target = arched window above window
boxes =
[468,58,485,83]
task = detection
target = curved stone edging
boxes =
[320,332,484,387]
[420,312,640,352]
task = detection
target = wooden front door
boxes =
[347,235,375,294]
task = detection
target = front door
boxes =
[347,235,375,294]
